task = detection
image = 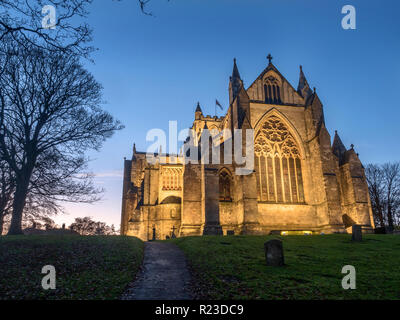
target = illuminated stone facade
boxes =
[121,58,375,240]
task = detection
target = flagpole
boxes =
[215,99,223,117]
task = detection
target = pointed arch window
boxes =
[264,76,282,104]
[254,115,304,203]
[219,169,232,201]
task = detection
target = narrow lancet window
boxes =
[219,169,232,201]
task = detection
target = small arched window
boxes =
[219,169,232,201]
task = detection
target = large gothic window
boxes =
[255,115,305,203]
[219,169,232,201]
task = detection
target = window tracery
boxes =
[255,115,304,203]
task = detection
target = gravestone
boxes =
[352,225,362,241]
[227,230,235,236]
[264,239,284,267]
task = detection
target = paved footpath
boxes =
[121,241,193,300]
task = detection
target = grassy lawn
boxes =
[170,234,400,300]
[0,235,144,300]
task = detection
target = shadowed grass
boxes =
[0,235,144,300]
[170,234,400,300]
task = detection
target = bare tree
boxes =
[0,0,169,57]
[0,152,100,234]
[0,0,94,57]
[0,160,14,234]
[366,162,400,229]
[365,164,386,227]
[382,163,400,228]
[0,40,123,235]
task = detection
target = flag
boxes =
[215,99,223,110]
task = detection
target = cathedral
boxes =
[120,55,375,240]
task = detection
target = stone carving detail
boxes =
[255,116,304,203]
[162,167,183,191]
[264,76,280,85]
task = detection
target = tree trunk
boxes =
[7,175,31,235]
[374,195,385,227]
[0,212,4,235]
[378,211,385,228]
[387,205,394,229]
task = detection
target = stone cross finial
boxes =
[171,225,177,239]
[267,53,273,64]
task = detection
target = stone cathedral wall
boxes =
[122,60,375,239]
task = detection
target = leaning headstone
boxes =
[352,225,362,241]
[264,239,284,267]
[227,230,235,236]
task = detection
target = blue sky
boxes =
[55,0,400,228]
